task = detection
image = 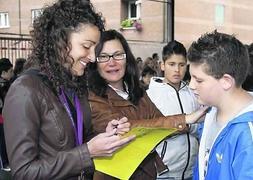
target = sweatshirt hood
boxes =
[148,77,187,91]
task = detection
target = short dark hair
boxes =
[136,57,142,62]
[0,58,13,75]
[141,66,157,77]
[187,30,249,87]
[162,40,187,62]
[14,58,26,76]
[88,29,144,105]
[242,44,253,91]
[152,53,159,60]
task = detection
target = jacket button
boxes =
[178,124,183,129]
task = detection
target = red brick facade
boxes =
[1,0,253,60]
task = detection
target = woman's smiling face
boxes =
[96,39,127,90]
[68,24,100,76]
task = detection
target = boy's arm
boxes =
[233,145,253,179]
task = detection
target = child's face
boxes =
[189,63,222,106]
[2,67,14,81]
[142,74,154,86]
[161,54,187,88]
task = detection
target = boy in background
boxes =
[0,58,13,171]
[140,66,157,90]
[188,31,253,180]
[147,40,200,180]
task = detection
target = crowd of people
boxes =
[0,57,26,172]
[0,0,253,180]
[0,58,13,172]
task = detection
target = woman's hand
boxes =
[106,117,130,135]
[87,129,135,157]
[185,105,210,124]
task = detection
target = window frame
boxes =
[128,1,137,19]
[0,12,10,28]
[215,4,225,25]
[31,9,43,24]
[127,0,141,20]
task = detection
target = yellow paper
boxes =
[94,127,177,180]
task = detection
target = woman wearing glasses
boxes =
[88,30,207,179]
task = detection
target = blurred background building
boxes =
[1,0,253,62]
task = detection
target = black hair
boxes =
[162,40,187,62]
[152,53,159,60]
[187,30,249,87]
[0,58,13,75]
[14,58,26,76]
[141,66,157,77]
[242,43,253,91]
[88,29,144,105]
[136,57,142,62]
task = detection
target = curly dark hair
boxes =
[26,0,104,95]
[88,29,144,105]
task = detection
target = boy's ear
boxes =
[161,61,165,71]
[220,74,234,90]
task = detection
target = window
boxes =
[215,4,225,25]
[0,12,9,28]
[128,1,137,19]
[122,0,141,20]
[135,0,141,19]
[31,9,43,23]
[120,0,142,30]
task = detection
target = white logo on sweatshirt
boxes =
[216,153,223,163]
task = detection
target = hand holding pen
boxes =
[106,117,131,135]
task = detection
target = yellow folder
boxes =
[94,127,177,180]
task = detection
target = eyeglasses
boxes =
[96,53,126,63]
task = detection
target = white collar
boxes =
[108,83,129,100]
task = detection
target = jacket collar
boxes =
[205,103,253,131]
[106,87,134,107]
[108,84,129,100]
[149,77,188,91]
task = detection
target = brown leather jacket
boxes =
[88,87,186,180]
[3,72,95,180]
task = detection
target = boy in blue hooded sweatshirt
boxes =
[188,31,253,180]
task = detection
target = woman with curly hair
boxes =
[2,1,134,179]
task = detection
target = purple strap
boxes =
[59,88,83,146]
[75,94,83,145]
